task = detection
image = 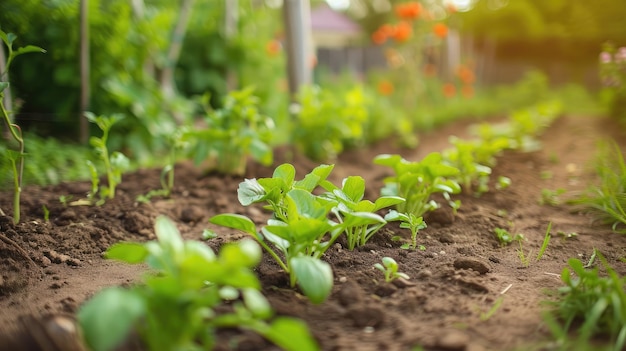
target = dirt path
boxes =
[1,114,625,351]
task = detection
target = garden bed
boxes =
[1,114,625,351]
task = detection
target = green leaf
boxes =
[78,287,145,351]
[372,196,405,212]
[155,216,184,258]
[242,288,273,319]
[104,242,148,263]
[14,45,46,56]
[273,163,296,185]
[341,176,365,202]
[0,82,8,93]
[237,178,267,205]
[373,154,403,167]
[291,256,333,304]
[263,317,319,351]
[210,213,257,236]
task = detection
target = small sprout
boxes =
[539,188,566,206]
[536,222,552,262]
[42,205,50,222]
[540,170,553,180]
[59,195,73,207]
[517,240,530,267]
[479,296,504,321]
[374,257,409,283]
[495,176,511,190]
[556,231,578,239]
[493,227,524,246]
[385,210,427,250]
[201,229,218,240]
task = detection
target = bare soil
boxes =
[1,115,625,351]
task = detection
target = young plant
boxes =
[539,188,566,206]
[536,222,552,262]
[374,257,409,283]
[374,152,461,218]
[320,175,405,250]
[210,163,338,303]
[570,141,626,233]
[78,216,318,351]
[137,128,186,203]
[384,210,427,250]
[543,254,626,351]
[493,227,524,247]
[185,87,275,175]
[0,30,45,224]
[74,113,129,205]
[443,136,493,195]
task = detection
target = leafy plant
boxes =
[384,210,427,250]
[78,216,318,351]
[374,257,409,283]
[72,113,130,205]
[0,29,45,224]
[292,85,368,162]
[543,254,626,351]
[209,163,339,303]
[185,87,275,175]
[320,175,404,250]
[443,136,493,194]
[493,227,524,247]
[137,128,187,203]
[374,152,461,218]
[570,141,626,233]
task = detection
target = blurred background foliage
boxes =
[0,0,623,187]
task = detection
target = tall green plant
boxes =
[0,30,45,224]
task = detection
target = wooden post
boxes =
[282,0,313,100]
[79,0,90,144]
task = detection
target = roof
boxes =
[310,3,361,34]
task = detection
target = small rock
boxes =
[180,207,203,223]
[453,258,491,274]
[66,258,81,267]
[391,277,415,288]
[338,280,363,306]
[437,330,470,350]
[417,269,433,279]
[374,283,397,297]
[346,306,385,328]
[439,232,455,244]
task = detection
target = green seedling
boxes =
[556,230,578,239]
[58,195,73,207]
[536,222,552,261]
[42,205,49,222]
[585,248,598,268]
[570,141,626,233]
[137,129,186,203]
[374,152,461,218]
[517,240,531,267]
[78,216,318,351]
[479,296,504,321]
[493,227,524,246]
[543,253,626,351]
[74,113,129,205]
[185,88,275,175]
[384,210,427,250]
[374,257,409,283]
[443,136,493,195]
[320,175,404,250]
[0,30,45,224]
[210,163,339,304]
[496,176,512,190]
[539,188,566,206]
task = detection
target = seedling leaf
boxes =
[210,213,258,236]
[291,256,333,304]
[105,242,149,263]
[78,287,145,351]
[264,317,320,351]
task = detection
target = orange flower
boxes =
[371,24,395,45]
[461,85,474,98]
[377,80,394,96]
[433,23,448,38]
[393,22,412,43]
[456,65,475,84]
[442,83,456,98]
[395,2,422,20]
[266,40,281,56]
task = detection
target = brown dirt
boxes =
[1,115,625,351]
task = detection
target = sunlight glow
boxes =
[326,0,350,11]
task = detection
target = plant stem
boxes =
[1,95,23,224]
